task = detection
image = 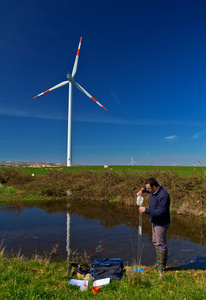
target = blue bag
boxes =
[91,258,124,281]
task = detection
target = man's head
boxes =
[145,178,159,193]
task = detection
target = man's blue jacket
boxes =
[144,185,171,226]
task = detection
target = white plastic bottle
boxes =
[80,281,88,291]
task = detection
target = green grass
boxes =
[0,184,16,199]
[1,165,205,177]
[0,256,205,299]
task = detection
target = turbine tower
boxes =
[34,37,107,166]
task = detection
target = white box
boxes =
[93,278,110,287]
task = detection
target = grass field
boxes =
[1,164,205,177]
[0,255,205,300]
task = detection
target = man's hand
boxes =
[139,207,146,213]
[137,187,145,197]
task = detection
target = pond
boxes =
[0,200,205,269]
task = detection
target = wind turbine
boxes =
[34,37,107,166]
[193,161,201,167]
[129,156,137,166]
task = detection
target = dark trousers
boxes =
[152,223,170,252]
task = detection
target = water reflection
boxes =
[66,213,71,260]
[0,200,205,269]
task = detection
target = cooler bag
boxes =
[91,258,124,281]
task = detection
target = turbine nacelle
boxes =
[67,74,73,82]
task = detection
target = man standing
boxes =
[137,178,171,272]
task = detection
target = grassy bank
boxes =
[0,167,206,216]
[0,256,205,300]
[1,164,205,177]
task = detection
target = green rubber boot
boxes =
[150,248,161,270]
[158,250,167,273]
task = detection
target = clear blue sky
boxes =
[1,0,206,166]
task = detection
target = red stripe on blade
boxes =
[91,96,97,103]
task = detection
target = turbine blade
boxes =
[33,81,69,98]
[72,80,107,110]
[72,36,82,77]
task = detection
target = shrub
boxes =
[0,168,34,185]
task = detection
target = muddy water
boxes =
[0,200,205,269]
